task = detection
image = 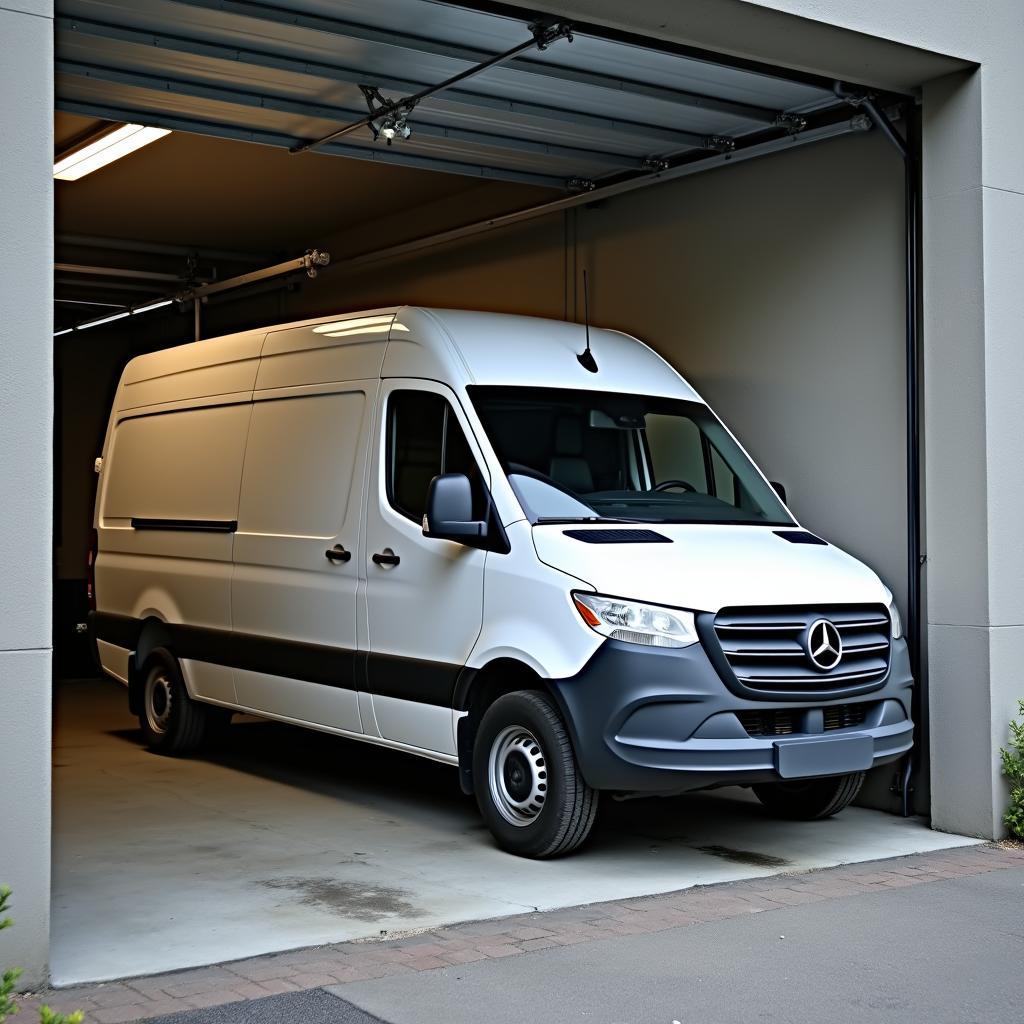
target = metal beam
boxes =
[57,233,266,263]
[186,250,328,300]
[56,59,653,170]
[55,98,572,190]
[56,249,331,336]
[53,262,191,282]
[56,17,721,152]
[175,0,781,125]
[334,117,869,272]
[54,277,164,294]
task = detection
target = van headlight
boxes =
[887,599,903,640]
[572,593,698,649]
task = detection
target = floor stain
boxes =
[696,845,790,867]
[258,876,417,921]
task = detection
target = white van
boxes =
[91,307,913,858]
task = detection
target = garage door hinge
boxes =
[642,157,670,173]
[702,135,736,154]
[567,177,596,192]
[774,113,807,135]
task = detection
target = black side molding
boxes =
[89,612,459,707]
[131,518,238,533]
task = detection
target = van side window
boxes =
[387,391,485,522]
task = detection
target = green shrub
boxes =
[1002,700,1024,839]
[0,887,83,1024]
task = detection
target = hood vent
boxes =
[563,529,671,544]
[773,530,827,546]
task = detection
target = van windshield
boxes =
[468,386,794,527]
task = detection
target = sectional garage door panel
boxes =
[55,0,856,189]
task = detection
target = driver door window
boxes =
[387,390,486,521]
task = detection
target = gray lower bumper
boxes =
[548,637,914,793]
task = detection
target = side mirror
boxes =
[423,473,488,543]
[770,480,788,504]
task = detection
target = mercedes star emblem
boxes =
[805,618,843,671]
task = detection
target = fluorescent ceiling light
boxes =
[80,310,131,329]
[54,125,171,181]
[132,298,174,314]
[53,328,75,337]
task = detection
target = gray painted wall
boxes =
[0,0,54,988]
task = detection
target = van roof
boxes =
[117,307,701,411]
[395,308,700,402]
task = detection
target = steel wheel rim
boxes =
[488,725,548,827]
[145,669,173,735]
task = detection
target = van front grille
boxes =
[823,702,870,731]
[737,710,796,736]
[711,605,892,699]
[738,703,870,737]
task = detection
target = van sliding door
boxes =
[230,382,376,733]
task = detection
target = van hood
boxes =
[531,524,889,613]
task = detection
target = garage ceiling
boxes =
[55,0,859,192]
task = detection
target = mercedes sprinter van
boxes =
[91,308,913,858]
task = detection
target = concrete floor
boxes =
[52,677,981,986]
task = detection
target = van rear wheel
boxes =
[752,772,865,820]
[139,648,219,755]
[473,690,598,858]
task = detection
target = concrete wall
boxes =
[0,0,54,987]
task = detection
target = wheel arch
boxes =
[454,657,564,794]
[127,617,174,715]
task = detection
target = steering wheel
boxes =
[653,479,696,493]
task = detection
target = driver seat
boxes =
[549,417,594,493]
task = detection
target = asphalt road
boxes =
[151,865,1024,1024]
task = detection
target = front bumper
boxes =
[548,636,914,793]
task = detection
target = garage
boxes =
[3,0,1019,995]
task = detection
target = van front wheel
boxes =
[139,648,218,755]
[473,691,598,858]
[752,771,865,820]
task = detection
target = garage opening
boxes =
[52,0,957,986]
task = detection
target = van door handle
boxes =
[325,544,352,563]
[372,548,400,567]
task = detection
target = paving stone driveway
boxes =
[18,842,1023,1024]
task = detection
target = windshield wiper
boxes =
[534,515,641,525]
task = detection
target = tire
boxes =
[138,647,218,755]
[752,772,866,820]
[473,690,598,859]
